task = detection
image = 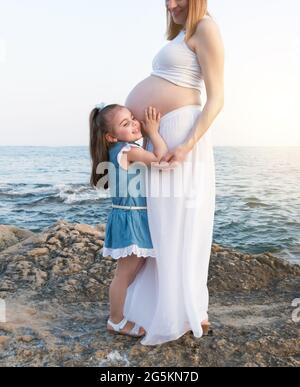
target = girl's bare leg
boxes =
[108,254,147,335]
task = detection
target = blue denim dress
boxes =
[102,139,156,260]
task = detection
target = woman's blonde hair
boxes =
[166,0,212,41]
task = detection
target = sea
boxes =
[0,146,299,264]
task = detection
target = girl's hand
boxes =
[141,106,161,137]
[158,144,190,169]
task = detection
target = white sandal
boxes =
[107,317,145,338]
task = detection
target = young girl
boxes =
[89,103,168,338]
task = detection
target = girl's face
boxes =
[106,107,142,143]
[166,0,189,26]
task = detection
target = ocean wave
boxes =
[55,184,111,204]
[244,201,270,209]
[0,183,111,205]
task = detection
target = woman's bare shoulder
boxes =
[191,15,223,50]
[195,15,220,35]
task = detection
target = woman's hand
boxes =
[158,144,191,169]
[141,106,161,137]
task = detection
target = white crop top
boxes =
[151,30,204,92]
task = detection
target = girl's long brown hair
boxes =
[166,0,212,42]
[89,104,121,188]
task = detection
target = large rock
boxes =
[0,225,34,253]
[0,220,299,367]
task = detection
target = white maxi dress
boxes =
[124,104,216,346]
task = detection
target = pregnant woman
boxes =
[123,0,224,345]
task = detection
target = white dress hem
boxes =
[102,244,156,260]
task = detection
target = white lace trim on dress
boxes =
[102,244,156,260]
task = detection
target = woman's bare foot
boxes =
[201,320,211,336]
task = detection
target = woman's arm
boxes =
[185,18,225,150]
[161,18,225,165]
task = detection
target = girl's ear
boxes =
[105,133,118,143]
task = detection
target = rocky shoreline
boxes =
[0,221,299,367]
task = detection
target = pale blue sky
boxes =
[0,0,299,146]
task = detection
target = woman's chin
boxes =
[172,15,184,24]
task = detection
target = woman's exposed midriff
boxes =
[125,75,202,123]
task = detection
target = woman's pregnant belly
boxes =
[125,75,202,123]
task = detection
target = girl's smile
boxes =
[110,107,143,143]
